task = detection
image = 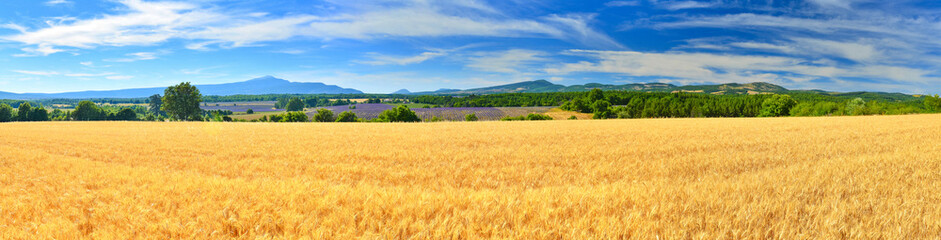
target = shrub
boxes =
[465,113,478,121]
[246,109,254,114]
[568,115,577,120]
[336,111,359,122]
[312,109,335,122]
[429,116,443,122]
[349,105,357,109]
[29,107,49,121]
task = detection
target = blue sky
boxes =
[1,0,940,94]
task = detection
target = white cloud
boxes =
[3,0,622,54]
[12,70,60,76]
[605,1,641,7]
[357,51,448,66]
[466,49,550,73]
[656,1,716,10]
[106,52,161,62]
[106,75,134,80]
[79,61,94,67]
[13,43,65,57]
[44,0,71,6]
[546,50,940,86]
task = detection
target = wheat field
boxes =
[1,115,940,239]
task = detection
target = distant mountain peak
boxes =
[246,75,289,83]
[392,89,412,94]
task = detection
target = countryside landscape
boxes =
[3,0,941,239]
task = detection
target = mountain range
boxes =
[409,80,789,95]
[0,76,362,99]
[0,77,919,100]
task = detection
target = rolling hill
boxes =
[0,76,362,99]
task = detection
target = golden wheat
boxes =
[1,115,940,239]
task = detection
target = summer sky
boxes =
[1,0,939,94]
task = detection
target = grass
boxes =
[2,114,941,238]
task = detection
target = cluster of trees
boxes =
[0,102,49,122]
[562,90,798,119]
[500,113,554,121]
[257,105,423,123]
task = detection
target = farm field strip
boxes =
[1,115,941,238]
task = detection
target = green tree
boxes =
[279,112,308,122]
[116,108,138,121]
[161,82,203,121]
[148,94,163,115]
[29,107,49,121]
[588,88,605,103]
[377,105,421,122]
[246,109,254,114]
[0,104,13,122]
[591,100,612,119]
[758,94,797,117]
[845,98,867,116]
[72,101,102,121]
[286,97,306,112]
[925,94,941,112]
[17,102,31,121]
[312,108,335,122]
[336,111,359,122]
[465,113,478,121]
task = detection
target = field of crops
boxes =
[2,115,941,238]
[311,104,552,121]
[201,101,279,113]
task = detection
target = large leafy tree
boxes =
[0,103,13,122]
[312,108,335,122]
[758,94,798,117]
[377,105,421,122]
[116,108,138,121]
[73,101,103,121]
[148,94,164,116]
[336,111,358,122]
[29,107,49,121]
[286,97,306,112]
[161,82,203,121]
[16,102,31,121]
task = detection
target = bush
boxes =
[349,105,357,109]
[312,108,335,122]
[377,105,421,122]
[465,113,478,121]
[246,109,254,114]
[336,111,359,122]
[568,115,577,120]
[591,100,612,119]
[429,116,444,122]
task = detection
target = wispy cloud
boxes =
[466,49,550,73]
[106,52,162,62]
[44,0,71,6]
[12,70,59,76]
[3,0,622,54]
[605,1,641,7]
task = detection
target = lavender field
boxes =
[201,101,281,113]
[308,104,552,121]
